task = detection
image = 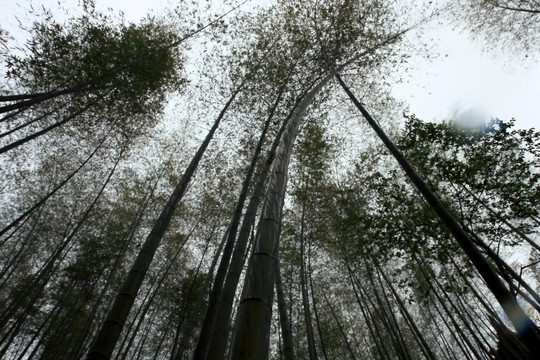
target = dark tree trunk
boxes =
[336,73,540,354]
[276,251,295,360]
[87,80,245,360]
[300,206,318,360]
[194,75,289,359]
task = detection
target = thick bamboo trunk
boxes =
[228,70,336,359]
[194,78,287,359]
[197,96,301,359]
[226,32,412,358]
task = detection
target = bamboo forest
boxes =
[1,0,539,359]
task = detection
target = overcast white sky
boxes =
[392,25,540,130]
[1,0,538,130]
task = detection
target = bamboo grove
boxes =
[1,0,539,359]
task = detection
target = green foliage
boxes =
[4,0,536,357]
[399,115,540,241]
[294,121,333,201]
[322,116,540,286]
[6,4,183,135]
[278,0,399,69]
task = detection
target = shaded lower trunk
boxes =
[194,77,288,359]
[276,253,295,360]
[300,206,317,360]
[228,70,336,359]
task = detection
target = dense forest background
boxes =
[0,0,539,359]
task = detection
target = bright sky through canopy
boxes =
[392,25,540,130]
[1,0,538,130]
